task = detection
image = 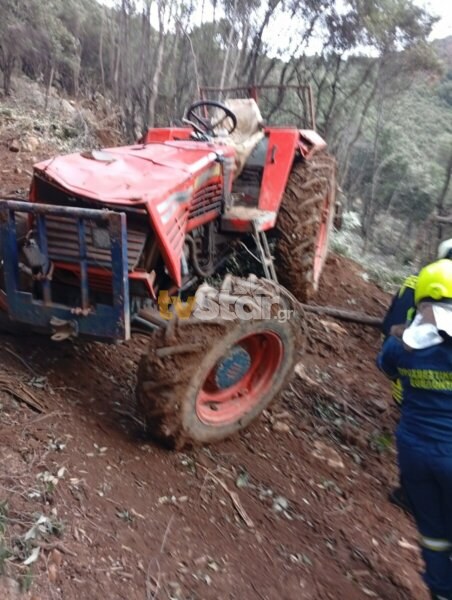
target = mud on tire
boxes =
[136,278,301,449]
[275,152,336,302]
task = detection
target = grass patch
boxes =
[370,431,393,454]
[0,501,10,575]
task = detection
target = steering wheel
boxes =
[185,100,238,138]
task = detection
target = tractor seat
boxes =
[215,98,265,177]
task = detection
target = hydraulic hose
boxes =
[185,230,216,278]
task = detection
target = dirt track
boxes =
[0,248,428,600]
[0,137,429,599]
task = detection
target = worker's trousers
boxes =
[398,435,452,599]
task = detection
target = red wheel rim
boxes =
[196,332,284,426]
[313,192,332,288]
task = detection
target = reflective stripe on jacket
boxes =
[378,336,452,444]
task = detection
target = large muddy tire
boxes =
[275,153,336,302]
[136,278,300,448]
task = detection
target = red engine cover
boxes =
[33,140,235,285]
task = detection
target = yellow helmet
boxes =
[415,259,452,305]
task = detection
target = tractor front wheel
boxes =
[275,153,336,302]
[136,284,299,448]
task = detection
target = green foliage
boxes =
[0,0,450,261]
[346,73,452,235]
[330,238,352,258]
[0,501,10,575]
[347,0,437,50]
[365,265,407,291]
[0,544,11,576]
[0,501,8,536]
[370,430,393,453]
[19,569,33,593]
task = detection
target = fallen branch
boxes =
[435,216,452,224]
[0,345,38,376]
[300,304,383,328]
[198,465,254,528]
[38,541,78,557]
[0,375,45,413]
[22,410,64,428]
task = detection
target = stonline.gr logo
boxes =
[158,281,294,323]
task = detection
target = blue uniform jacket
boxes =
[381,275,417,405]
[381,275,417,338]
[378,336,452,445]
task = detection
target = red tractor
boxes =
[0,87,336,448]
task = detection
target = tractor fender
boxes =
[299,129,327,161]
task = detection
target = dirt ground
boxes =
[0,129,429,600]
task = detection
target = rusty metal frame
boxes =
[0,200,130,341]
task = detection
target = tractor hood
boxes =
[32,141,227,287]
[33,141,221,205]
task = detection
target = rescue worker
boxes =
[381,273,418,341]
[382,239,452,340]
[378,259,452,600]
[382,240,452,510]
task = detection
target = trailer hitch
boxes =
[50,316,79,342]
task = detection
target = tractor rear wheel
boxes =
[135,279,299,448]
[275,153,336,302]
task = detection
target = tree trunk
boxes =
[148,0,174,128]
[0,47,15,96]
[45,64,55,112]
[300,304,382,328]
[99,7,106,95]
[243,0,282,84]
[339,63,381,189]
[219,0,238,90]
[2,62,13,96]
[73,45,81,98]
[436,149,452,242]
